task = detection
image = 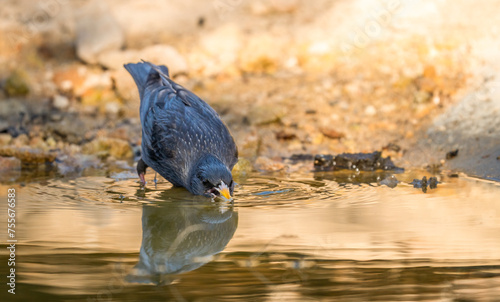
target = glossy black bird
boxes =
[124,61,238,199]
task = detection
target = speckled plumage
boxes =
[124,61,238,197]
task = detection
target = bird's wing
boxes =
[141,74,238,185]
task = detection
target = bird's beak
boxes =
[215,181,232,200]
[219,187,231,200]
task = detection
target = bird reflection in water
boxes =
[126,199,238,285]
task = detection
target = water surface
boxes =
[1,170,500,301]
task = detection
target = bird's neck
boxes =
[191,154,224,173]
[187,154,221,179]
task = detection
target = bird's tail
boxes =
[123,61,170,99]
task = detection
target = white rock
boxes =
[60,80,73,91]
[110,1,215,48]
[105,101,121,115]
[97,49,141,70]
[365,105,377,116]
[284,56,298,69]
[138,45,188,75]
[100,45,188,75]
[250,0,298,15]
[308,41,332,55]
[53,95,69,110]
[82,71,113,91]
[112,68,140,107]
[201,24,242,59]
[76,1,124,64]
[193,24,243,76]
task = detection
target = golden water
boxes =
[1,170,500,301]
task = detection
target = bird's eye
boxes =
[202,180,212,188]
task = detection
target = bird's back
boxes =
[124,62,238,187]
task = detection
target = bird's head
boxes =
[190,155,235,200]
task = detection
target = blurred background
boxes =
[1,0,500,179]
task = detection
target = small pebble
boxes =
[411,176,438,193]
[53,95,70,110]
[446,149,459,160]
[364,105,377,116]
[380,175,399,188]
[429,177,438,189]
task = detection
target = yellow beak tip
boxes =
[220,189,231,200]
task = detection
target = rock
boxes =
[237,133,261,158]
[110,171,138,181]
[80,88,121,114]
[429,176,438,189]
[411,176,426,190]
[232,158,252,178]
[288,154,315,163]
[247,104,285,125]
[380,175,399,188]
[110,1,215,48]
[364,105,377,116]
[81,71,113,92]
[314,151,402,171]
[104,101,122,116]
[194,24,243,75]
[0,25,22,61]
[45,136,57,148]
[383,142,401,152]
[4,69,30,97]
[320,127,345,139]
[414,90,431,103]
[276,130,297,140]
[411,176,438,193]
[0,120,8,133]
[0,156,21,171]
[97,49,139,70]
[29,136,48,150]
[0,134,12,146]
[416,65,440,93]
[52,65,113,98]
[0,146,56,164]
[239,34,281,74]
[98,45,188,75]
[56,154,102,176]
[445,149,459,160]
[82,137,132,160]
[427,77,500,179]
[76,1,124,64]
[254,156,287,172]
[52,65,87,94]
[46,115,89,144]
[201,24,242,57]
[314,154,334,171]
[112,68,139,105]
[53,94,69,110]
[12,134,29,147]
[136,45,188,75]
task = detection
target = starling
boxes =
[124,61,238,199]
